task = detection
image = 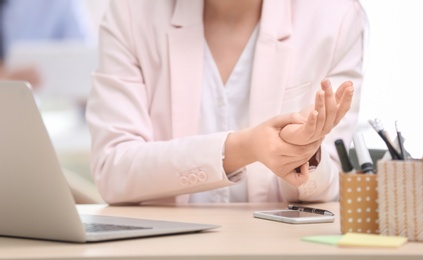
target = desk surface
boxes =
[1,202,422,260]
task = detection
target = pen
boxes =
[288,205,334,216]
[368,118,402,160]
[334,139,355,173]
[352,133,375,174]
[395,121,407,160]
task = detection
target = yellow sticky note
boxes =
[337,233,408,248]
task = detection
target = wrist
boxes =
[223,130,255,174]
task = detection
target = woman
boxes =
[86,0,367,204]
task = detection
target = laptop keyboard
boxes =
[84,223,152,233]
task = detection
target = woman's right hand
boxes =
[223,113,322,186]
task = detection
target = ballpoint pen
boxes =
[288,205,335,216]
[395,120,407,160]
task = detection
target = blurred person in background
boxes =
[0,0,93,89]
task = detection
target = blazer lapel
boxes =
[168,0,205,138]
[248,0,294,202]
[249,0,293,126]
[168,0,292,137]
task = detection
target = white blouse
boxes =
[189,26,259,203]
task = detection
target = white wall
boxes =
[358,0,423,158]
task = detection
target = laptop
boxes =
[0,81,219,243]
[5,41,97,100]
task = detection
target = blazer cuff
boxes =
[221,130,246,183]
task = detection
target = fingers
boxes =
[246,112,316,168]
[334,84,354,126]
[304,110,319,132]
[321,79,337,134]
[335,81,353,103]
[280,79,355,147]
[283,162,311,187]
[313,89,325,136]
[272,155,308,176]
[313,79,354,134]
[278,138,322,158]
[271,113,307,129]
[279,110,318,143]
[254,111,323,186]
[300,110,319,140]
[266,79,355,186]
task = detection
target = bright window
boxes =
[358,0,423,158]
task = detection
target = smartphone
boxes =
[253,210,335,224]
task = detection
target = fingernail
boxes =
[321,79,330,90]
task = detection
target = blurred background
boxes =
[1,0,422,202]
[33,0,110,183]
[1,0,109,202]
[358,0,423,159]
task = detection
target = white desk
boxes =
[0,202,422,259]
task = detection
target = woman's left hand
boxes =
[279,79,354,145]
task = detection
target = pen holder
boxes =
[377,160,423,242]
[339,172,379,234]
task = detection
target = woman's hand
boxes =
[0,65,43,89]
[279,79,354,145]
[223,79,355,187]
[223,113,322,186]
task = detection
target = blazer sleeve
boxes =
[282,0,368,202]
[85,0,238,205]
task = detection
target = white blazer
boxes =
[86,0,367,204]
